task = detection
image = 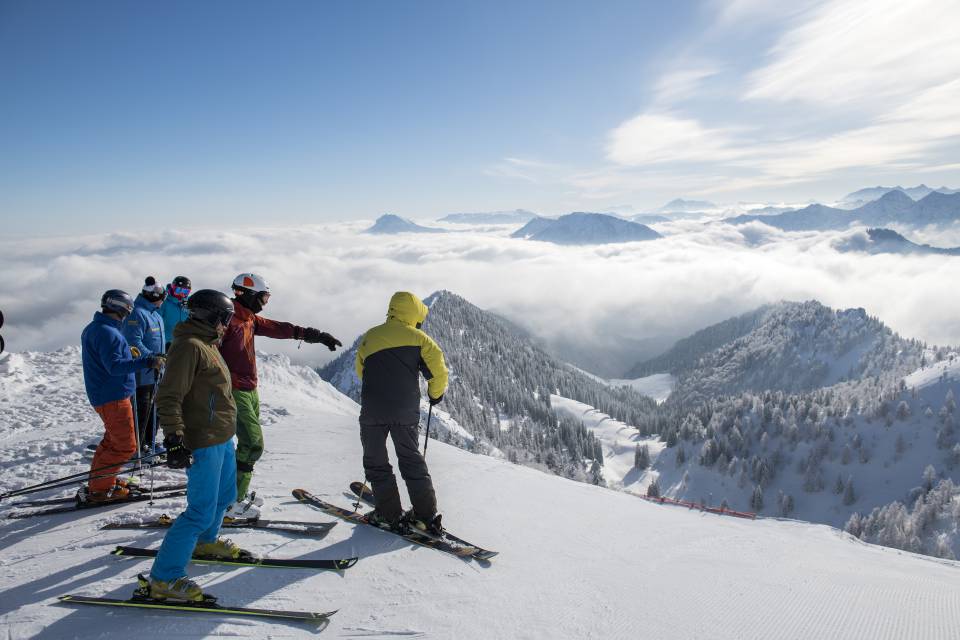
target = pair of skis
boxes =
[60,543,356,624]
[60,481,497,625]
[103,513,337,537]
[7,485,189,519]
[292,483,498,562]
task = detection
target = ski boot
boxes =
[193,537,253,561]
[364,509,407,533]
[135,573,211,603]
[404,511,444,538]
[224,491,263,521]
[84,485,131,504]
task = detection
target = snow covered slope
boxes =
[3,350,960,638]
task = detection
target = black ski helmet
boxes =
[172,275,192,289]
[100,290,134,318]
[187,289,235,328]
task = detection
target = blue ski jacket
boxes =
[123,295,166,386]
[159,295,188,349]
[81,312,152,407]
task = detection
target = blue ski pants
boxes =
[150,439,237,582]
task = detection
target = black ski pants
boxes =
[360,423,437,523]
[134,384,156,451]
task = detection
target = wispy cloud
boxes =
[606,112,748,166]
[493,0,960,206]
[744,0,960,106]
[652,67,720,104]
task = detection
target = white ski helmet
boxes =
[232,273,270,294]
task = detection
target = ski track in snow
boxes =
[2,350,960,638]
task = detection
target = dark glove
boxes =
[429,394,443,406]
[146,354,167,370]
[302,328,343,351]
[163,432,193,469]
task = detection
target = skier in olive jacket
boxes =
[356,291,448,534]
[148,289,244,602]
[218,273,341,517]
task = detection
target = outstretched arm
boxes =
[253,315,297,340]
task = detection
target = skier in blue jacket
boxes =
[123,277,167,453]
[160,276,192,350]
[82,289,163,500]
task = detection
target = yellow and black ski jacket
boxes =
[355,292,448,426]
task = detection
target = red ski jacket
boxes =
[219,300,303,391]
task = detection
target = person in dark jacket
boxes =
[159,276,191,351]
[122,277,166,453]
[82,290,162,501]
[148,289,243,602]
[218,272,341,517]
[355,291,448,533]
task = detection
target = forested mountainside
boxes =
[629,301,925,404]
[320,290,657,482]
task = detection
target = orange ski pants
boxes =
[89,397,137,492]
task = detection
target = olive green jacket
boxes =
[157,319,237,450]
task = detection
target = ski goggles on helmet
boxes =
[169,284,191,299]
[216,307,235,327]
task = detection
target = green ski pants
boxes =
[233,389,262,500]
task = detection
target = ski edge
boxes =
[57,594,337,623]
[111,545,358,570]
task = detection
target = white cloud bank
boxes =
[2,221,960,377]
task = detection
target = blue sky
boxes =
[2,0,959,235]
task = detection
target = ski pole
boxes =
[0,457,168,500]
[0,451,166,500]
[132,391,143,479]
[7,463,167,501]
[422,404,434,459]
[351,480,368,514]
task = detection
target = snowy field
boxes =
[3,350,960,638]
[608,373,676,403]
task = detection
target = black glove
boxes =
[146,354,166,370]
[163,432,193,469]
[302,327,343,351]
[429,394,443,406]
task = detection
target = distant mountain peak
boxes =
[659,198,716,213]
[364,214,445,235]
[438,209,537,224]
[512,212,661,245]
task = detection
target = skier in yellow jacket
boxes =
[355,291,448,534]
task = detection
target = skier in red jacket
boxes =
[218,273,341,518]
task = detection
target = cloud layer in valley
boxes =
[3,219,960,378]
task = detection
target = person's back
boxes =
[82,311,139,408]
[355,291,448,532]
[81,290,156,500]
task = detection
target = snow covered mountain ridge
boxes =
[627,300,925,403]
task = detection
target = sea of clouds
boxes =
[2,219,959,378]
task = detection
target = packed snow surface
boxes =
[3,350,960,638]
[609,373,676,403]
